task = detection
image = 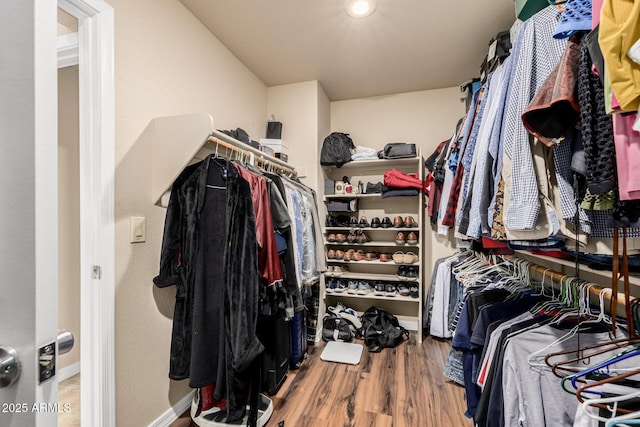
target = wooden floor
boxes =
[172,336,471,427]
[58,373,80,427]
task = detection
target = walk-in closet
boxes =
[2,1,639,427]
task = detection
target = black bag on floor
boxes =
[320,132,355,168]
[361,306,409,352]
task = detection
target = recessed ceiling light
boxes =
[345,0,378,19]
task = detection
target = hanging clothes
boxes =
[153,155,263,423]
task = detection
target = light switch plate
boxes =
[130,216,146,243]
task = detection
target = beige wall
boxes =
[57,8,77,35]
[267,81,322,189]
[330,87,466,279]
[57,65,81,370]
[107,0,267,425]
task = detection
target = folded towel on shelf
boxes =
[352,153,380,161]
[351,146,379,161]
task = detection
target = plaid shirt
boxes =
[503,6,567,230]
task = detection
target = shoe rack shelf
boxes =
[323,194,388,200]
[325,241,420,248]
[321,155,426,342]
[325,227,420,232]
[326,259,419,266]
[326,292,419,303]
[328,271,419,282]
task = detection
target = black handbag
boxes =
[382,143,417,159]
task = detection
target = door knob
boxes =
[57,330,74,355]
[0,346,21,388]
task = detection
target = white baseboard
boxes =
[399,319,418,331]
[57,361,80,382]
[148,391,194,427]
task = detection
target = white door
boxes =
[0,1,61,426]
[0,1,115,426]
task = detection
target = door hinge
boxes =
[92,265,102,280]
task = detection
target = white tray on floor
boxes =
[320,341,364,365]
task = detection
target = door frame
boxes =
[57,0,115,425]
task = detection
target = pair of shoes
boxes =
[392,216,419,228]
[397,283,410,297]
[395,232,418,244]
[381,217,393,228]
[404,216,418,228]
[365,251,378,261]
[342,249,354,261]
[192,389,273,427]
[347,229,358,243]
[392,251,419,264]
[373,283,386,296]
[350,249,366,261]
[327,233,347,243]
[397,265,418,280]
[327,215,352,227]
[379,252,392,262]
[357,281,373,295]
[384,283,397,297]
[333,279,349,293]
[357,230,371,244]
[358,216,369,228]
[371,217,381,228]
[326,265,349,276]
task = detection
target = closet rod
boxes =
[504,255,636,318]
[209,129,296,175]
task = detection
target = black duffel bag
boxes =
[361,306,409,352]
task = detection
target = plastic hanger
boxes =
[576,366,640,401]
[581,389,640,423]
[561,344,640,392]
[528,287,612,369]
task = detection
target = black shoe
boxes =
[371,217,381,228]
[359,216,369,228]
[335,215,351,227]
[366,182,383,194]
[381,217,392,228]
[409,284,419,298]
[350,216,359,227]
[326,216,336,227]
[406,266,418,279]
[396,265,407,280]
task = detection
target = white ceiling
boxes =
[180,0,516,101]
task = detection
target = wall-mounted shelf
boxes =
[150,113,295,206]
